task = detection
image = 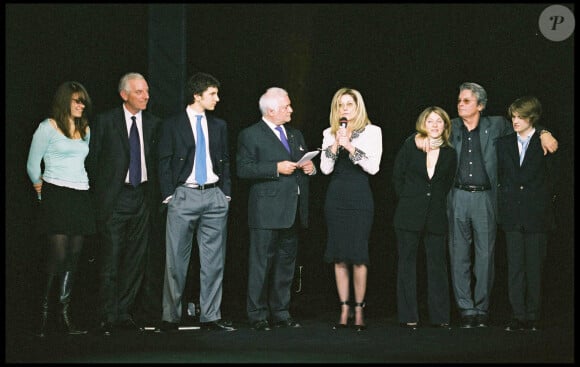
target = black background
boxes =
[6,4,574,327]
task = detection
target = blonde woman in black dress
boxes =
[320,88,382,332]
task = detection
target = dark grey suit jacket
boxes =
[87,106,161,225]
[236,119,311,229]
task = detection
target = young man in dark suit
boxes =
[157,72,235,332]
[497,96,558,332]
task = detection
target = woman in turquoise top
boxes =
[26,81,95,337]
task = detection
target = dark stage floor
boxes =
[6,226,575,363]
[5,292,575,364]
[5,314,575,363]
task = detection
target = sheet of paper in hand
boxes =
[296,150,320,166]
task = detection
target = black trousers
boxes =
[396,229,450,324]
[504,230,547,321]
[99,184,150,324]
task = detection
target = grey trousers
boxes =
[448,189,496,317]
[162,186,229,323]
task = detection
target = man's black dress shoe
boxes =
[431,323,451,329]
[117,317,144,332]
[98,321,114,336]
[504,319,526,331]
[460,315,476,328]
[274,318,301,328]
[399,322,418,330]
[475,314,489,328]
[526,320,540,331]
[251,320,271,331]
[202,319,237,332]
[158,321,179,333]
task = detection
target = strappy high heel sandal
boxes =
[353,301,367,332]
[333,301,351,330]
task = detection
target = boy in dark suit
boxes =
[497,96,558,332]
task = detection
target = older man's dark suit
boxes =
[393,136,457,324]
[237,120,311,324]
[87,106,161,325]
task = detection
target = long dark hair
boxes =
[50,81,92,139]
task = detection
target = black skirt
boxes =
[36,181,96,236]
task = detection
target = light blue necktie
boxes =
[275,125,291,153]
[517,135,530,166]
[195,115,207,185]
[129,116,141,187]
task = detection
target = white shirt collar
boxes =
[123,105,141,123]
[187,105,205,121]
[263,118,284,133]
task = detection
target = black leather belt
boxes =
[124,182,147,189]
[455,184,490,192]
[182,182,218,190]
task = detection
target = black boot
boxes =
[37,274,56,337]
[59,271,87,335]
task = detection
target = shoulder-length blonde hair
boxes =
[329,88,371,135]
[415,106,452,147]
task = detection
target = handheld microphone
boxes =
[338,117,348,150]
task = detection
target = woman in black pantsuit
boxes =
[392,106,457,329]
